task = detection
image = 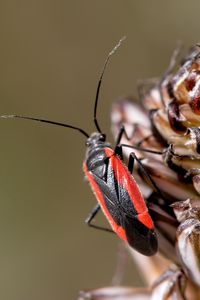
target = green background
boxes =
[0,1,199,299]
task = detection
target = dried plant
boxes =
[79,45,200,299]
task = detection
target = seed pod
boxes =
[172,200,200,286]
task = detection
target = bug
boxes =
[1,38,158,256]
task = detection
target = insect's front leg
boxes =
[114,125,156,155]
[114,125,126,150]
[114,124,143,150]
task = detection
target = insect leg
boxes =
[114,126,128,160]
[114,125,136,159]
[85,203,114,233]
[115,126,162,155]
[128,152,164,198]
[114,124,139,147]
[114,145,123,160]
[127,151,135,173]
[114,125,125,147]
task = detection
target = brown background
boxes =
[0,1,199,299]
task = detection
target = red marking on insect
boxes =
[104,147,154,230]
[83,163,128,243]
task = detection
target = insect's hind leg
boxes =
[85,203,114,233]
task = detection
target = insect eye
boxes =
[99,134,106,141]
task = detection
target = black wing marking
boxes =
[92,165,158,255]
[110,157,137,217]
[92,172,118,208]
[123,214,158,256]
[92,167,136,226]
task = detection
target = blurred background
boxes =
[0,1,200,299]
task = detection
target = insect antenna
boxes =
[93,36,126,133]
[0,115,89,138]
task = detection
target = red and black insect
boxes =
[1,38,158,256]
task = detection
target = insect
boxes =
[1,38,158,256]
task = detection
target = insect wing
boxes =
[106,150,158,256]
[84,148,157,256]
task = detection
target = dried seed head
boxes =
[138,45,200,194]
[173,201,200,286]
[81,43,200,300]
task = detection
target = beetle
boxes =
[1,38,158,256]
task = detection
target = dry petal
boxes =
[151,266,186,300]
[173,200,200,286]
[78,286,150,300]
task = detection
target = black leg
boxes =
[127,152,135,173]
[115,145,123,160]
[114,125,137,149]
[114,126,127,160]
[120,143,163,155]
[85,203,114,233]
[114,126,163,156]
[128,152,164,199]
[114,125,125,148]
